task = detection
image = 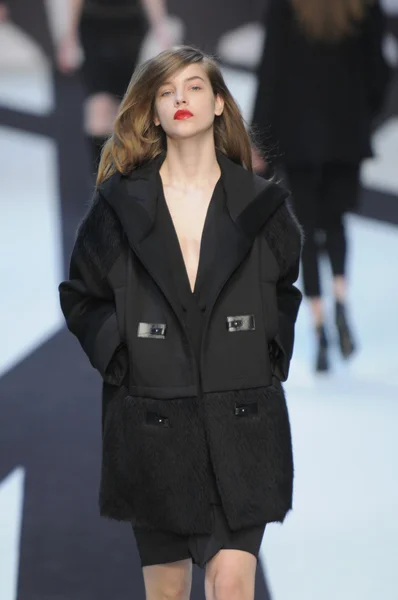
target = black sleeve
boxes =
[58,194,128,384]
[264,198,303,381]
[362,1,392,117]
[251,0,290,153]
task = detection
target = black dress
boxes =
[79,0,148,98]
[132,173,266,569]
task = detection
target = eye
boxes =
[160,90,172,97]
[191,85,201,91]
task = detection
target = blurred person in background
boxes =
[252,0,391,373]
[56,0,171,175]
[0,2,8,22]
[59,45,302,600]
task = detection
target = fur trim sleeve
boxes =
[264,199,303,381]
[263,197,303,280]
[59,192,127,383]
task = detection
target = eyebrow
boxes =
[159,75,205,87]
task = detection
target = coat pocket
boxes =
[203,383,294,529]
[101,393,213,534]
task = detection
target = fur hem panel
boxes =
[98,383,294,534]
[99,390,214,535]
[203,383,294,530]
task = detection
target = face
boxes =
[153,63,224,140]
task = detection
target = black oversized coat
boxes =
[59,151,302,535]
[252,0,391,165]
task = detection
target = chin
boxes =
[166,123,213,141]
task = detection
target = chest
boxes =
[112,234,278,396]
[163,185,213,291]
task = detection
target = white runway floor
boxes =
[261,214,398,600]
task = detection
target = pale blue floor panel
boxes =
[261,215,398,600]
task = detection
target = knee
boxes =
[159,585,189,600]
[212,572,248,600]
[148,583,189,600]
[84,93,119,136]
[143,562,191,600]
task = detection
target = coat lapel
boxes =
[98,152,290,328]
[197,151,290,315]
[98,156,187,327]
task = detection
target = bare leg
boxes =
[333,276,356,359]
[205,549,257,600]
[309,296,325,327]
[84,92,119,136]
[84,92,120,174]
[142,559,192,600]
[333,275,346,303]
[308,296,329,372]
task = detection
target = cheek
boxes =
[205,100,218,123]
[154,102,163,125]
[155,98,169,121]
[194,98,217,121]
[206,95,218,117]
[158,102,176,126]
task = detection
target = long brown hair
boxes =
[291,0,372,42]
[96,46,253,185]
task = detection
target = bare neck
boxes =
[160,137,221,191]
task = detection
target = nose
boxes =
[174,90,187,106]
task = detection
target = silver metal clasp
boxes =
[137,322,167,339]
[227,314,255,332]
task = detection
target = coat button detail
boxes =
[234,403,258,417]
[146,411,169,427]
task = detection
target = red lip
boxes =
[174,109,193,120]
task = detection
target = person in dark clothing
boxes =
[59,46,302,599]
[252,0,391,372]
[56,0,171,175]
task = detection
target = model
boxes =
[56,0,171,174]
[59,45,302,600]
[252,0,390,372]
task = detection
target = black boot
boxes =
[315,324,329,373]
[335,301,356,359]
